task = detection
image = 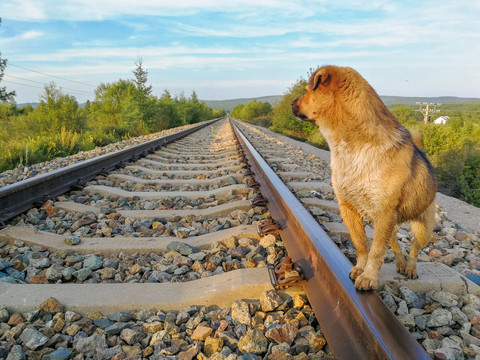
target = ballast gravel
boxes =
[236,120,480,359]
[1,119,480,358]
[0,293,332,359]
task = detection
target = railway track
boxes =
[0,117,476,359]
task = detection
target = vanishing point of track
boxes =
[0,117,429,359]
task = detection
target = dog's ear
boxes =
[308,69,330,90]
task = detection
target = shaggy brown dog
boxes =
[291,65,437,290]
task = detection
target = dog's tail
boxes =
[410,130,425,152]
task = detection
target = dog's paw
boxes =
[354,273,378,291]
[349,266,364,280]
[405,260,419,279]
[396,262,407,275]
[405,267,418,279]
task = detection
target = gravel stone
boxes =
[120,328,145,345]
[260,290,283,312]
[64,235,81,246]
[73,268,92,281]
[231,300,251,326]
[427,309,454,328]
[76,334,107,356]
[19,327,49,350]
[429,291,459,307]
[5,345,26,360]
[42,347,73,360]
[238,329,268,354]
[83,255,104,270]
[0,307,9,323]
[46,264,64,282]
[265,322,299,345]
[104,322,130,336]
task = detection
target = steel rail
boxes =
[231,119,429,360]
[0,119,219,226]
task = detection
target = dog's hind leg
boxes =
[338,199,368,281]
[389,225,407,275]
[406,201,435,278]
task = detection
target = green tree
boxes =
[435,144,480,207]
[150,91,182,131]
[0,18,16,103]
[88,79,142,139]
[242,100,272,121]
[231,100,272,122]
[35,82,85,131]
[175,91,212,125]
[390,105,422,127]
[420,123,467,159]
[270,78,323,144]
[132,57,154,131]
[231,104,244,119]
[133,56,152,97]
[212,108,226,117]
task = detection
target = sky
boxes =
[0,0,479,104]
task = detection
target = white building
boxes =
[433,116,449,125]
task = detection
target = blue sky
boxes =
[1,0,479,104]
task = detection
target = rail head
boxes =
[231,119,429,360]
[0,119,220,225]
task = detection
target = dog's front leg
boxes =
[355,213,397,290]
[338,199,368,281]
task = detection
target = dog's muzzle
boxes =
[291,98,308,121]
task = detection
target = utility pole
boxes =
[416,102,441,124]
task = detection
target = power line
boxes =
[5,74,50,86]
[3,79,44,90]
[3,78,91,95]
[8,63,96,88]
[4,74,92,95]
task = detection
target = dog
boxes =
[291,65,437,290]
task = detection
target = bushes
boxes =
[269,79,328,149]
[0,81,217,173]
[435,145,480,207]
[231,100,272,122]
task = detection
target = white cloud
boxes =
[0,0,307,21]
[0,30,44,47]
[0,0,46,20]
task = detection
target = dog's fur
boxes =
[292,65,437,290]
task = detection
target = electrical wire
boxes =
[4,74,92,95]
[2,79,44,90]
[8,63,96,88]
[3,79,93,97]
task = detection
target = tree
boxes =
[132,56,154,131]
[31,82,85,132]
[390,105,422,127]
[231,101,271,122]
[88,79,142,137]
[0,18,16,103]
[133,56,152,97]
[242,100,272,121]
[231,104,245,119]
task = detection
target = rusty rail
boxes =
[231,119,429,360]
[0,119,219,226]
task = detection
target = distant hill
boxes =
[17,95,480,112]
[202,95,480,112]
[17,102,40,108]
[201,95,283,112]
[380,96,480,106]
